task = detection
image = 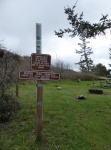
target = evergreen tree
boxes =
[93,63,108,76]
[76,36,93,72]
[54,1,111,71]
[55,1,111,38]
[109,46,111,67]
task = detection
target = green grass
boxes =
[0,80,111,150]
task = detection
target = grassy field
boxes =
[0,79,111,150]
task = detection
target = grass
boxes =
[0,80,111,150]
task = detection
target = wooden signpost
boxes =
[19,23,60,141]
[19,54,60,141]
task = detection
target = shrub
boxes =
[0,93,20,123]
[61,72,98,80]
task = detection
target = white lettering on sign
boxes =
[31,54,51,71]
[19,71,60,80]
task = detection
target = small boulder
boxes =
[57,87,62,90]
[77,95,86,100]
[77,79,81,82]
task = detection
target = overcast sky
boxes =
[0,0,111,70]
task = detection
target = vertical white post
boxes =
[36,23,43,141]
[36,23,42,54]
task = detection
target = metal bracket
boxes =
[37,101,42,106]
[37,84,43,88]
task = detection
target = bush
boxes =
[0,93,20,123]
[61,72,98,80]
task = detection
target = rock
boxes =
[77,95,86,100]
[57,87,62,90]
[77,79,81,82]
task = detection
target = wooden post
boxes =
[36,80,43,141]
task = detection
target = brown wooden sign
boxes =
[19,71,60,80]
[31,54,51,71]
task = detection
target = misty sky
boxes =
[0,0,111,70]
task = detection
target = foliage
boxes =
[55,2,111,38]
[0,44,21,122]
[51,59,72,73]
[76,37,93,72]
[51,58,97,80]
[93,63,108,76]
[61,71,98,80]
[20,56,31,71]
[54,1,111,73]
[109,46,111,67]
[0,80,111,149]
[0,48,21,97]
[0,93,20,123]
